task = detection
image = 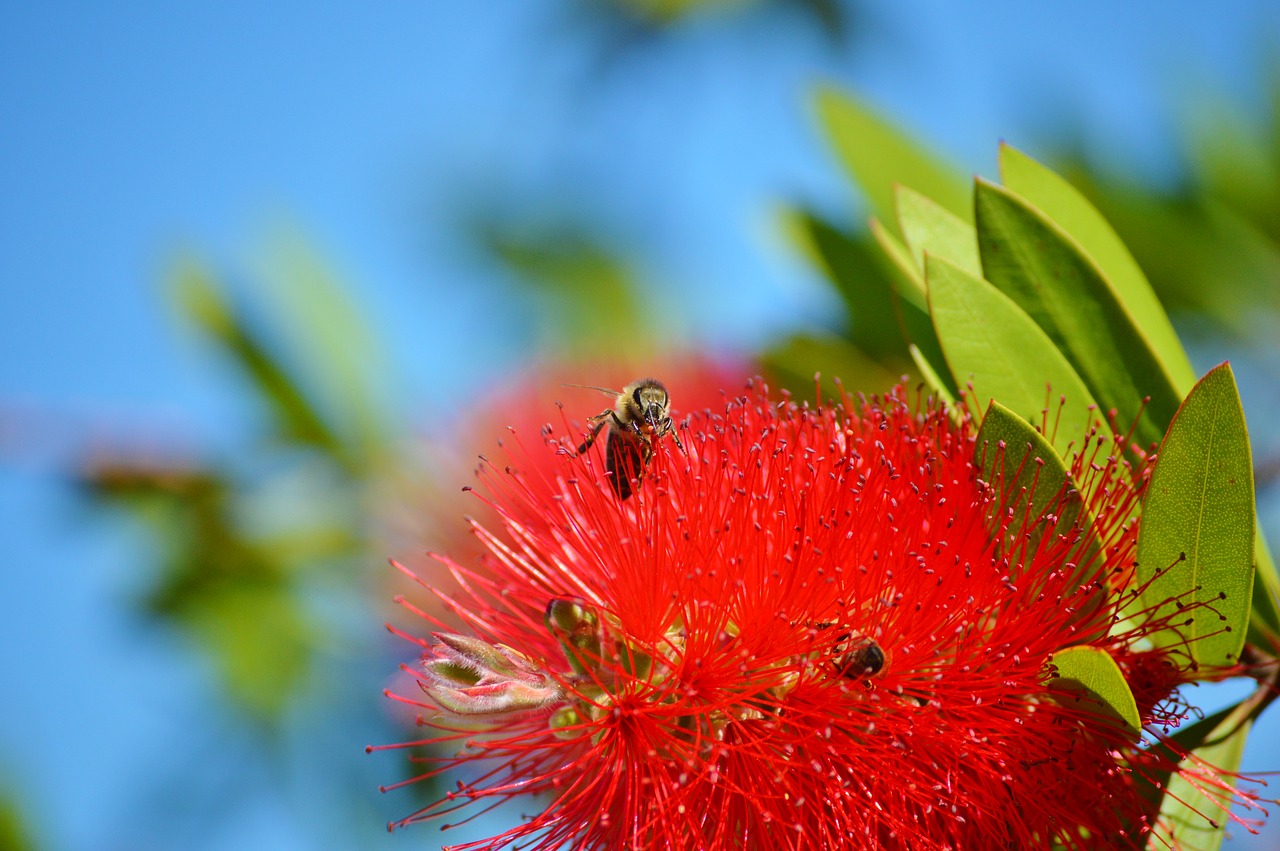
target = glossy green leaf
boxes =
[1048,645,1141,734]
[997,144,1197,394]
[974,179,1183,450]
[927,255,1098,454]
[781,207,909,359]
[896,185,982,277]
[976,401,1096,580]
[1137,363,1255,667]
[814,87,971,237]
[1149,704,1252,851]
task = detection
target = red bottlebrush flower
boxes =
[385,356,746,605]
[374,380,1262,850]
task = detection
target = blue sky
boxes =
[3,2,1279,848]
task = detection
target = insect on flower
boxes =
[376,380,1267,850]
[574,377,682,499]
[831,631,887,679]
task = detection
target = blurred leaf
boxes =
[761,332,901,399]
[974,179,1181,450]
[1251,533,1280,637]
[169,257,353,471]
[792,0,848,38]
[82,459,337,723]
[87,462,225,507]
[488,230,652,356]
[607,0,757,25]
[867,217,957,397]
[976,400,1096,581]
[998,144,1197,394]
[896,185,981,277]
[1148,703,1252,851]
[185,585,316,721]
[1137,363,1255,668]
[813,87,971,237]
[1048,645,1142,735]
[782,207,907,359]
[1064,169,1280,338]
[868,216,926,311]
[927,255,1098,451]
[1186,100,1280,244]
[262,233,393,466]
[0,788,35,851]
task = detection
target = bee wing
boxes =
[605,430,648,500]
[562,383,621,398]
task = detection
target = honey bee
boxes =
[809,623,886,679]
[833,633,886,679]
[574,378,683,500]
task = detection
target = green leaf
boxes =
[1048,645,1142,734]
[813,87,971,237]
[867,217,958,398]
[1137,363,1255,667]
[0,788,35,851]
[186,585,316,721]
[486,228,651,357]
[974,179,1183,450]
[781,207,910,359]
[908,344,956,407]
[169,257,351,468]
[869,216,927,311]
[262,232,394,463]
[896,185,982,278]
[1251,532,1280,636]
[975,401,1096,582]
[926,255,1098,455]
[997,144,1197,394]
[760,333,901,401]
[1148,704,1252,851]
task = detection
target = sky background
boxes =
[3,1,1280,849]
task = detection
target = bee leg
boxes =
[576,415,609,455]
[650,417,683,452]
[609,410,640,436]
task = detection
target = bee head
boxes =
[628,379,670,425]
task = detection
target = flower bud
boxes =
[420,632,563,717]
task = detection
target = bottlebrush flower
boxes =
[384,356,746,607]
[373,379,1262,850]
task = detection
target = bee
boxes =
[575,378,683,500]
[833,633,886,679]
[808,623,886,679]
